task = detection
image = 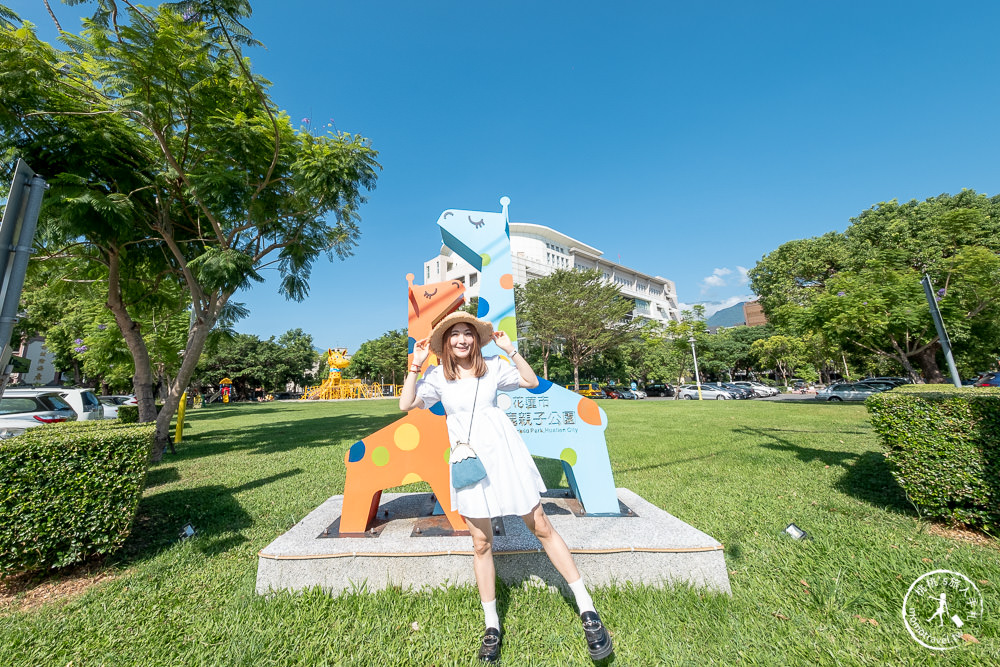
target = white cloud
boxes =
[736,266,749,285]
[676,295,752,319]
[699,267,738,294]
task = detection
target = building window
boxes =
[469,273,478,286]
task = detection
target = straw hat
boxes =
[428,311,494,355]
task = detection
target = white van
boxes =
[4,387,105,420]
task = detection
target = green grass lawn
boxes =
[1,399,998,665]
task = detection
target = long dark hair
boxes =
[439,323,489,381]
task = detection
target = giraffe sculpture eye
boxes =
[469,216,485,229]
[423,288,438,299]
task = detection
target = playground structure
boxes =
[301,348,399,400]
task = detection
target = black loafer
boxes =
[581,611,614,661]
[478,627,501,663]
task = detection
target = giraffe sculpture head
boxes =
[327,348,349,373]
[435,197,517,347]
[406,273,466,367]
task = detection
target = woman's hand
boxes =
[412,337,431,366]
[492,330,515,355]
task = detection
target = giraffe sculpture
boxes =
[338,275,468,534]
[435,197,620,514]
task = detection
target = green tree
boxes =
[750,335,808,387]
[346,329,408,385]
[1,7,379,458]
[749,191,1000,382]
[517,269,634,389]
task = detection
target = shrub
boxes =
[118,405,139,423]
[0,421,154,574]
[866,386,1000,533]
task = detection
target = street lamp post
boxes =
[688,336,703,400]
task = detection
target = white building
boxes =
[423,222,680,324]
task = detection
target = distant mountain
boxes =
[706,302,746,328]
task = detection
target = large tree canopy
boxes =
[1,4,379,457]
[516,268,634,389]
[749,191,1000,381]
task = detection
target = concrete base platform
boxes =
[256,488,730,596]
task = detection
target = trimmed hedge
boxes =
[0,420,154,574]
[866,385,1000,533]
[117,404,139,423]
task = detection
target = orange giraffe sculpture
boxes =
[339,274,467,534]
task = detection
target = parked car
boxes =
[564,383,603,398]
[602,387,622,399]
[633,389,647,399]
[5,387,105,420]
[643,383,675,397]
[973,372,1000,387]
[861,376,910,387]
[616,389,638,399]
[733,381,778,397]
[99,395,137,419]
[0,391,77,438]
[714,382,753,399]
[676,384,732,400]
[814,382,888,402]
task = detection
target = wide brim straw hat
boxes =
[428,311,494,356]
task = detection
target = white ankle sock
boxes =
[482,599,500,629]
[568,577,596,614]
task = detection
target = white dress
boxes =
[416,355,547,518]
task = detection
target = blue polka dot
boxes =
[408,337,416,353]
[528,378,553,394]
[348,440,366,463]
[478,297,490,318]
[429,401,446,416]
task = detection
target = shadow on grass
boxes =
[145,466,180,488]
[738,427,911,514]
[166,412,401,461]
[181,404,305,422]
[122,469,302,563]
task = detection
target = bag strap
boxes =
[466,377,480,443]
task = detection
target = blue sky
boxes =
[12,1,1000,352]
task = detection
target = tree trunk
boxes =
[107,249,157,422]
[913,344,945,384]
[151,295,222,460]
[572,364,580,391]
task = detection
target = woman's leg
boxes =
[465,516,499,623]
[520,502,580,583]
[521,503,613,659]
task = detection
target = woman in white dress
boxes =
[399,311,613,663]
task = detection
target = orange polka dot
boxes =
[499,274,514,289]
[577,397,602,426]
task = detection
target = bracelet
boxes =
[510,349,519,358]
[409,365,421,373]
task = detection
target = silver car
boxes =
[815,382,887,402]
[677,384,733,400]
[4,387,105,420]
[733,381,779,397]
[0,392,77,438]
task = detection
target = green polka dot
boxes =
[443,447,451,463]
[498,316,517,342]
[480,253,491,267]
[372,446,390,467]
[560,448,577,466]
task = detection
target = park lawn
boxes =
[0,399,997,666]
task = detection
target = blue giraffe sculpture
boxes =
[436,197,621,514]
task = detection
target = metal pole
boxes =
[921,274,962,387]
[689,336,703,400]
[0,162,46,397]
